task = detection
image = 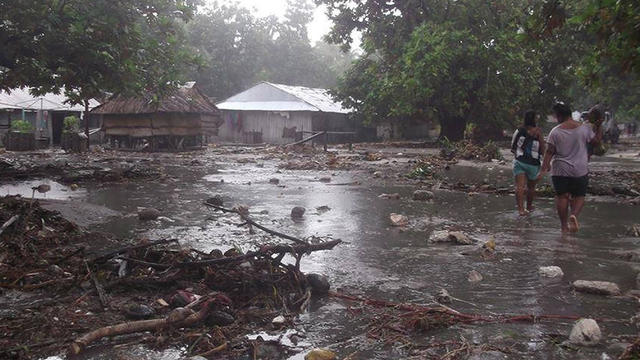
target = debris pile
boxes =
[0,196,341,359]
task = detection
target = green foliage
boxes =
[10,120,34,133]
[0,0,200,104]
[185,0,355,100]
[63,116,79,133]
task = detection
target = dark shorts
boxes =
[551,175,589,197]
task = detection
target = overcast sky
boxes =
[208,0,333,44]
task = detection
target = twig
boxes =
[204,202,309,245]
[85,262,109,308]
[0,215,20,237]
[89,239,178,264]
[177,240,342,268]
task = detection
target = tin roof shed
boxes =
[0,88,99,111]
[216,82,351,114]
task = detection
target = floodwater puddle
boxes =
[0,179,85,200]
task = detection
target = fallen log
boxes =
[70,297,218,355]
[286,131,326,147]
[204,202,309,245]
[178,239,342,268]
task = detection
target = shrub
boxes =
[10,120,34,133]
[63,115,79,133]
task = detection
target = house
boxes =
[0,88,99,147]
[92,82,221,151]
[216,82,375,144]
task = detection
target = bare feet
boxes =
[568,215,580,233]
[518,209,529,217]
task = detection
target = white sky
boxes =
[207,0,333,44]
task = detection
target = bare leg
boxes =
[556,194,570,233]
[526,180,537,212]
[515,174,528,216]
[570,196,586,217]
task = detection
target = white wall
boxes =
[217,111,313,144]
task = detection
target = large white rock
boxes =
[538,266,564,278]
[572,280,621,296]
[569,318,602,346]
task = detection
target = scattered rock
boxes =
[319,177,332,183]
[269,178,280,185]
[138,207,161,221]
[307,273,330,295]
[448,231,474,245]
[373,171,382,178]
[379,193,401,200]
[412,189,434,201]
[124,304,155,320]
[572,280,621,296]
[435,288,452,304]
[428,230,474,245]
[569,318,602,346]
[468,270,483,283]
[305,348,337,360]
[316,205,331,214]
[224,248,242,257]
[538,266,564,278]
[389,213,409,227]
[206,311,235,326]
[291,206,306,219]
[272,315,286,325]
[207,194,224,206]
[607,342,631,356]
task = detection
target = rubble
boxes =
[305,348,337,360]
[468,270,483,283]
[412,189,434,201]
[138,207,161,221]
[291,206,306,219]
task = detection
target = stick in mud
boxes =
[204,201,309,245]
[0,214,19,237]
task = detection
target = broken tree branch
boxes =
[70,298,218,355]
[204,202,309,245]
[287,131,326,146]
[178,239,342,268]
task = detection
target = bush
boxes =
[10,120,34,133]
[63,115,79,133]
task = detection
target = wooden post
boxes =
[324,131,328,152]
[84,100,90,149]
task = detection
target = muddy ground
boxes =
[1,139,640,360]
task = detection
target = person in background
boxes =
[539,103,603,233]
[511,110,545,216]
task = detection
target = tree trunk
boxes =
[439,116,466,141]
[84,100,90,149]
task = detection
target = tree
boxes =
[186,0,355,100]
[0,0,199,143]
[320,0,544,140]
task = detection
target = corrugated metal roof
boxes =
[217,82,351,114]
[0,88,99,111]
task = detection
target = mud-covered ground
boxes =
[1,139,639,360]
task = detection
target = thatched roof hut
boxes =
[92,82,221,150]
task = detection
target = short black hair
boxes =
[524,110,536,127]
[588,104,603,121]
[552,103,572,122]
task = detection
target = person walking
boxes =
[539,103,603,233]
[511,110,544,216]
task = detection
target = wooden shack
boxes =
[92,83,221,150]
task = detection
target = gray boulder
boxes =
[572,280,621,296]
[413,189,434,201]
[291,206,306,219]
[138,208,160,221]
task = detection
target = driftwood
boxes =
[178,239,342,268]
[86,262,109,308]
[70,298,218,355]
[204,202,309,245]
[287,131,326,147]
